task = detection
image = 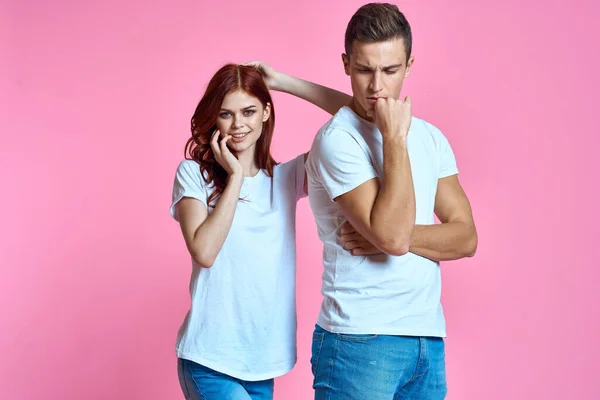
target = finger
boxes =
[343,232,376,249]
[343,240,361,251]
[243,61,267,77]
[404,96,412,105]
[374,97,386,114]
[351,248,366,256]
[220,135,233,153]
[340,221,355,235]
[352,246,381,256]
[352,240,373,250]
[210,130,222,157]
[211,129,221,142]
[341,233,362,243]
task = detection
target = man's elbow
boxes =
[373,226,413,256]
[190,248,215,268]
[379,238,410,257]
[464,232,478,258]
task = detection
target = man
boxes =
[304,3,478,399]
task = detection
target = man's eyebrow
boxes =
[354,63,403,70]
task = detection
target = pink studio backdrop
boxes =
[2,0,599,399]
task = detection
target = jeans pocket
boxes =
[310,331,325,376]
[337,333,378,342]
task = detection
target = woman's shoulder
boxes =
[175,159,206,179]
[174,159,209,190]
[176,159,201,172]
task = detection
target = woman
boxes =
[170,62,354,400]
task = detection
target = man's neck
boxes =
[350,97,374,123]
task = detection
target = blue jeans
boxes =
[177,358,274,400]
[310,324,447,400]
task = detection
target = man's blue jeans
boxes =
[310,324,447,399]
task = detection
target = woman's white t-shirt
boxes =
[170,154,306,381]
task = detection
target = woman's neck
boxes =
[237,148,259,177]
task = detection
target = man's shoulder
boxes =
[411,116,446,139]
[314,106,368,145]
[316,106,355,134]
[307,109,371,170]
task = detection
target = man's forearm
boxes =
[370,137,416,254]
[277,73,351,115]
[409,222,477,262]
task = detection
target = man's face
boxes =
[342,38,414,121]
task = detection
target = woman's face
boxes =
[215,90,271,155]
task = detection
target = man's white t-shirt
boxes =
[170,154,306,381]
[305,106,458,337]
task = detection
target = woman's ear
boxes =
[262,103,271,122]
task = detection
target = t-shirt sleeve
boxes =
[309,128,377,201]
[170,160,209,221]
[437,133,459,179]
[294,153,308,200]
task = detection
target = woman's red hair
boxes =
[184,64,277,207]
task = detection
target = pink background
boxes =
[2,0,599,398]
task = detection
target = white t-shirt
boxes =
[305,106,458,337]
[170,154,306,381]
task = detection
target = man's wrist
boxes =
[382,133,408,147]
[274,72,291,93]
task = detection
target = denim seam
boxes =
[402,337,420,385]
[179,360,192,399]
[326,334,339,400]
[186,361,206,400]
[312,332,325,376]
[413,338,429,381]
[337,333,378,342]
[424,338,430,376]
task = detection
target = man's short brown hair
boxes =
[345,3,413,60]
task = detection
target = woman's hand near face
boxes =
[210,130,243,180]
